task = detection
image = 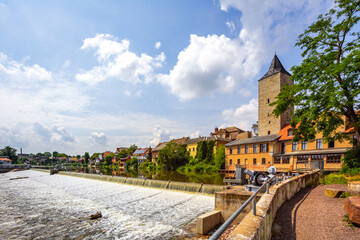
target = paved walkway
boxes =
[273,184,360,240]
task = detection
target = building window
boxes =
[267,99,270,104]
[274,157,281,164]
[262,158,266,165]
[268,131,271,135]
[281,142,286,154]
[237,159,240,164]
[253,144,257,153]
[229,159,232,165]
[292,142,297,151]
[297,155,309,163]
[229,147,233,154]
[326,154,341,163]
[189,148,191,152]
[302,141,307,150]
[220,134,223,138]
[288,129,293,136]
[260,143,268,152]
[311,155,324,161]
[193,148,195,151]
[253,158,256,165]
[245,145,249,153]
[316,139,323,149]
[282,156,290,164]
[269,121,271,124]
[328,140,334,148]
[237,146,241,154]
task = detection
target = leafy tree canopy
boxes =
[43,152,52,157]
[0,146,18,163]
[84,152,90,164]
[157,142,189,170]
[117,149,129,159]
[128,144,138,155]
[214,145,226,169]
[91,153,100,159]
[273,0,360,147]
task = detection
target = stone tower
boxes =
[258,54,293,136]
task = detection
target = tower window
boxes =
[269,121,271,124]
[268,131,271,135]
[267,99,270,104]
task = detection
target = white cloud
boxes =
[0,53,52,82]
[124,90,131,96]
[150,125,171,146]
[76,34,166,85]
[226,21,235,32]
[159,0,332,101]
[189,130,200,138]
[33,122,75,144]
[221,98,258,130]
[123,89,143,97]
[154,41,161,49]
[89,132,107,146]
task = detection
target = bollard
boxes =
[252,198,256,215]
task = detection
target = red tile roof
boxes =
[0,158,11,162]
[277,124,296,141]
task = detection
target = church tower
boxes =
[258,54,293,136]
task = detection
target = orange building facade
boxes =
[224,55,355,172]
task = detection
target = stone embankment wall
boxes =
[31,169,224,195]
[227,170,320,240]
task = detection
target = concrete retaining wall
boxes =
[227,170,320,240]
[30,169,224,195]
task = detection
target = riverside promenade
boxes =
[0,170,214,239]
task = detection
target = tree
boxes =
[91,152,100,159]
[272,0,360,149]
[117,149,129,159]
[52,151,58,158]
[128,144,138,156]
[0,146,18,164]
[43,152,52,157]
[157,143,189,170]
[214,145,226,169]
[147,147,152,161]
[84,152,90,164]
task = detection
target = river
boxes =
[0,170,214,239]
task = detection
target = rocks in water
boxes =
[9,177,29,180]
[344,196,360,225]
[90,211,102,220]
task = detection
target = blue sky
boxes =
[0,0,332,155]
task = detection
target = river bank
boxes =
[0,170,214,239]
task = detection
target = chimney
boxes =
[20,148,23,155]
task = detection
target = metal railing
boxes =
[209,175,277,240]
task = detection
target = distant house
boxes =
[115,147,128,153]
[184,136,230,158]
[132,148,149,162]
[0,158,12,164]
[211,126,251,141]
[102,151,114,158]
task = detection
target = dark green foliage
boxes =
[0,146,18,164]
[195,140,215,164]
[128,144,138,156]
[147,147,152,161]
[321,173,348,184]
[138,160,157,173]
[342,145,360,168]
[84,152,90,164]
[214,145,226,169]
[117,149,129,158]
[157,142,189,170]
[126,157,138,171]
[91,152,100,159]
[272,0,360,149]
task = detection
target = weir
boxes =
[31,168,225,195]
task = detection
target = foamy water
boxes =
[0,170,214,239]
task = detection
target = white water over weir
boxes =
[0,170,214,239]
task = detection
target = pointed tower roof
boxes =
[259,54,290,81]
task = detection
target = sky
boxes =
[0,0,333,155]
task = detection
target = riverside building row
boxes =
[224,55,356,172]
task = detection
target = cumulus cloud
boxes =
[221,98,258,130]
[0,53,52,82]
[76,34,166,85]
[89,132,107,146]
[189,130,200,138]
[154,41,161,49]
[33,122,75,144]
[226,21,235,32]
[159,0,332,101]
[150,125,171,146]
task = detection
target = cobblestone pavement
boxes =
[273,184,360,240]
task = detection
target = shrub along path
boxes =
[272,184,360,240]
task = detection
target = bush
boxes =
[321,173,348,185]
[342,146,360,169]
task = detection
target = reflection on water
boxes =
[65,165,225,185]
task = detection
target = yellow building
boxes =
[224,55,355,172]
[185,136,230,158]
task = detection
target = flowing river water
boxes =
[0,170,214,239]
